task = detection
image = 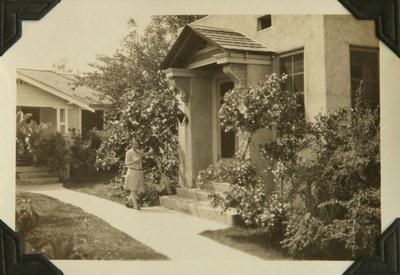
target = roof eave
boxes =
[17,71,95,112]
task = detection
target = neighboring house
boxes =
[162,15,379,189]
[16,69,112,135]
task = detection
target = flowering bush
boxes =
[202,74,380,259]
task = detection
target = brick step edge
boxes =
[160,195,240,226]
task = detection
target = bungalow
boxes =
[162,15,379,190]
[16,69,111,135]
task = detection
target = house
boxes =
[16,69,112,135]
[162,15,379,190]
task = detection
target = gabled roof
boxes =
[189,25,271,53]
[162,24,273,69]
[17,69,112,112]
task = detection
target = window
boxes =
[219,82,236,158]
[58,108,67,134]
[350,47,379,109]
[258,15,272,30]
[280,52,305,116]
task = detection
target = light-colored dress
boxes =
[124,148,144,192]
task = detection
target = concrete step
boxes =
[16,177,60,185]
[201,181,231,192]
[177,187,212,201]
[159,195,240,226]
[17,171,57,179]
[16,166,51,173]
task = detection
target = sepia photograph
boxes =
[1,1,399,275]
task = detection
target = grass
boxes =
[65,175,127,206]
[200,227,291,261]
[16,191,168,260]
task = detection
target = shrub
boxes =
[199,159,289,237]
[36,132,71,178]
[203,73,380,259]
[16,197,39,235]
[69,129,104,181]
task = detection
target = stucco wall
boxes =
[323,15,378,111]
[193,15,327,120]
[189,78,214,187]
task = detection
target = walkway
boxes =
[16,184,278,275]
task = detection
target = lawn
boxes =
[16,191,168,260]
[65,176,127,206]
[200,227,291,261]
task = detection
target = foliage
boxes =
[220,74,308,159]
[279,87,380,258]
[16,111,51,164]
[76,15,205,186]
[16,198,39,235]
[36,132,71,177]
[69,129,104,181]
[201,74,380,259]
[195,158,257,187]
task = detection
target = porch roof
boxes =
[162,24,274,69]
[17,69,112,112]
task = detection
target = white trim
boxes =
[78,108,82,133]
[56,108,60,132]
[17,72,95,112]
[65,109,69,134]
[17,102,73,109]
[164,68,211,78]
[186,57,216,69]
[214,52,272,65]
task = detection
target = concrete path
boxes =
[16,184,266,263]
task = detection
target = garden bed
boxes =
[16,191,168,260]
[200,227,290,261]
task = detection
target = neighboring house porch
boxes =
[16,69,111,135]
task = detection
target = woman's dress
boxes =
[124,149,144,192]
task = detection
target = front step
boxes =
[17,171,57,179]
[16,166,60,185]
[16,166,51,173]
[17,177,61,185]
[201,181,231,192]
[159,195,240,226]
[177,187,213,201]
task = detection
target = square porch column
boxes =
[165,68,213,188]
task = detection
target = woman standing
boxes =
[124,137,152,209]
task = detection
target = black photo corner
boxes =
[0,0,399,274]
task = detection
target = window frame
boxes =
[349,46,379,110]
[257,15,272,31]
[278,49,305,117]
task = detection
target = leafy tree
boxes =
[76,15,205,184]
